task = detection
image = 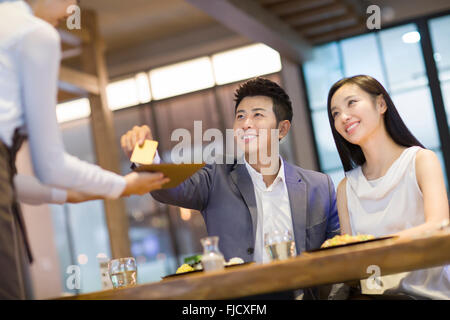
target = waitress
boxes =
[0,0,168,299]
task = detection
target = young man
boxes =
[121,78,340,298]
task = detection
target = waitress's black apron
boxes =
[0,129,34,299]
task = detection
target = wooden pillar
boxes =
[79,10,131,259]
[280,57,319,171]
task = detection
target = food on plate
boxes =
[225,257,245,266]
[176,264,195,274]
[320,234,375,248]
[184,254,203,270]
[175,255,245,274]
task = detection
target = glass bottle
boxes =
[200,236,225,272]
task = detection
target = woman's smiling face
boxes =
[330,83,387,145]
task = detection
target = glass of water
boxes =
[108,257,137,289]
[264,229,296,261]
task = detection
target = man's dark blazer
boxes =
[151,159,340,262]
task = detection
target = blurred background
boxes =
[14,0,450,298]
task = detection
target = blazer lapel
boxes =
[284,162,307,253]
[230,164,258,243]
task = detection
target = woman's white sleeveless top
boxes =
[346,146,450,299]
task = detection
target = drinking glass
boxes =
[108,257,137,289]
[264,229,296,261]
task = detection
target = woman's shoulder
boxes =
[337,177,347,191]
[24,18,60,45]
[415,148,441,175]
[415,148,437,160]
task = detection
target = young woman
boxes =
[0,0,168,299]
[327,75,449,299]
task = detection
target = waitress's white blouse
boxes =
[0,1,125,198]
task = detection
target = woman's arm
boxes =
[336,177,353,235]
[394,149,449,238]
[18,23,127,198]
[14,174,105,205]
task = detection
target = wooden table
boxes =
[57,230,450,300]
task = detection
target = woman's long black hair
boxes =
[327,75,425,172]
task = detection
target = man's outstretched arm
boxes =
[121,125,214,211]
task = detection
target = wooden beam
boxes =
[258,0,286,5]
[340,0,367,16]
[62,47,83,60]
[57,89,84,104]
[80,9,132,260]
[107,23,250,78]
[59,66,100,95]
[298,13,358,37]
[280,57,318,171]
[308,23,367,44]
[186,0,312,63]
[285,2,348,27]
[266,0,335,17]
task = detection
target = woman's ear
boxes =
[377,95,388,115]
[278,120,291,140]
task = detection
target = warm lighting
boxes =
[96,253,108,259]
[149,57,215,100]
[402,31,421,44]
[180,207,192,221]
[77,254,88,265]
[212,43,282,85]
[56,98,91,123]
[107,73,151,111]
[135,72,152,104]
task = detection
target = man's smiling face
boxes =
[233,95,279,159]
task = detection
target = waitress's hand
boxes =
[120,125,153,159]
[121,171,169,196]
[66,190,102,203]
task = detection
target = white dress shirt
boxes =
[0,1,125,198]
[244,157,296,263]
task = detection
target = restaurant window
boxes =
[52,43,284,293]
[56,98,91,123]
[107,73,151,111]
[429,14,450,188]
[303,22,448,189]
[212,43,282,85]
[149,57,215,100]
[50,118,111,295]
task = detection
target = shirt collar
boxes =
[244,156,286,190]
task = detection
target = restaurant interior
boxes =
[12,0,450,299]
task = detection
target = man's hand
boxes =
[120,125,153,159]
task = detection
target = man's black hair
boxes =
[234,77,293,123]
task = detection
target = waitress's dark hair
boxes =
[327,75,424,172]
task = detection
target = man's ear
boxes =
[278,120,291,140]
